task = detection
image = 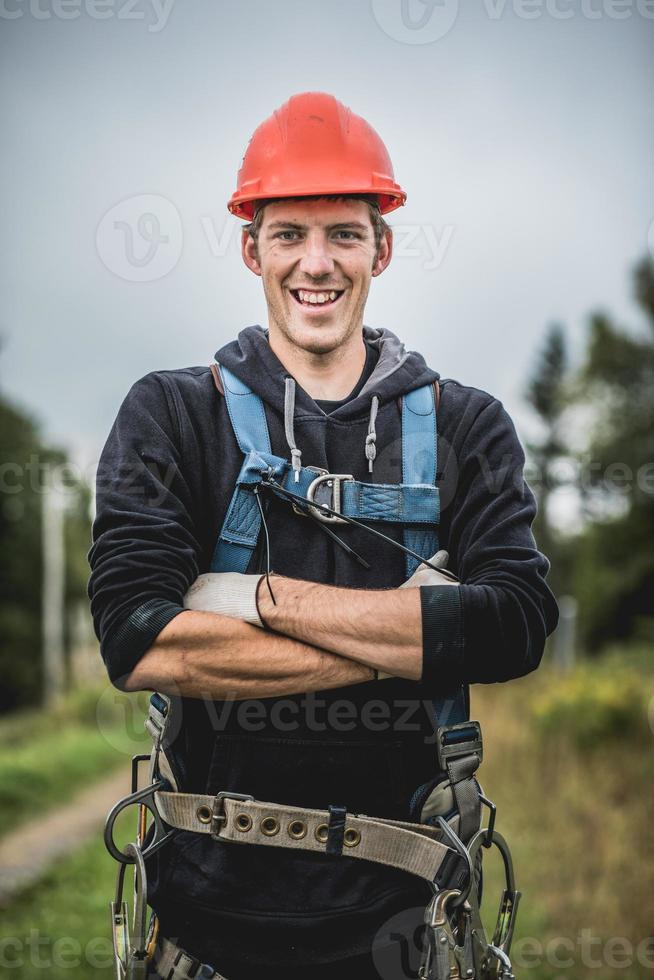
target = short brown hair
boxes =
[243,194,391,256]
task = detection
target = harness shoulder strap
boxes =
[402,382,439,578]
[218,363,271,455]
[402,381,468,727]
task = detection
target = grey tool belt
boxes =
[155,789,464,884]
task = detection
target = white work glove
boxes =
[183,572,264,628]
[399,549,460,590]
[375,551,460,681]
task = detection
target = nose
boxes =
[297,230,335,279]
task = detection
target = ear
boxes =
[371,227,393,278]
[241,228,262,276]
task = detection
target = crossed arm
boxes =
[124,576,423,699]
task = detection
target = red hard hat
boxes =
[228,92,407,220]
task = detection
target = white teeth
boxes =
[296,289,340,305]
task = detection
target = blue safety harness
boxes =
[210,362,467,726]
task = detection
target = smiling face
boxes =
[241,197,392,357]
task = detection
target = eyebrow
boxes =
[266,220,370,233]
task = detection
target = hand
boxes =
[183,572,264,628]
[399,550,459,589]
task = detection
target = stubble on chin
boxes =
[263,274,373,358]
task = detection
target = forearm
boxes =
[257,577,423,681]
[123,608,374,699]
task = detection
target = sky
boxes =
[1,0,653,527]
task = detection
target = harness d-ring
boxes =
[104,779,175,865]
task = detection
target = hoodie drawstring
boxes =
[365,395,379,475]
[284,377,302,481]
[285,380,380,480]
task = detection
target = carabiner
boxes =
[104,779,175,865]
[111,842,149,980]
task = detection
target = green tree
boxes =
[572,256,654,650]
[0,395,46,709]
[0,390,92,711]
[524,323,571,599]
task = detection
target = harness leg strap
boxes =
[152,936,226,980]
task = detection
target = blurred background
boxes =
[1,1,653,977]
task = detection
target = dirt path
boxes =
[0,768,130,906]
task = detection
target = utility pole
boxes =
[553,594,578,671]
[42,479,66,706]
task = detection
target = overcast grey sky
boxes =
[1,0,653,502]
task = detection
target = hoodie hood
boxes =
[215,324,440,478]
[215,324,440,421]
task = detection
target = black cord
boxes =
[260,474,443,573]
[287,493,371,569]
[253,486,276,606]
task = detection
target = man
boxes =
[89,92,558,979]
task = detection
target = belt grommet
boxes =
[196,805,212,825]
[261,816,280,836]
[344,827,361,848]
[235,812,253,832]
[288,819,307,840]
[314,823,329,844]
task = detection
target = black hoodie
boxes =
[88,324,558,968]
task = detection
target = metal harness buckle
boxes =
[167,948,215,980]
[291,467,355,524]
[436,721,483,770]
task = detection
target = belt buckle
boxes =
[306,472,354,524]
[211,791,254,839]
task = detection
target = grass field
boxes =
[0,685,153,838]
[472,648,654,980]
[1,652,652,979]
